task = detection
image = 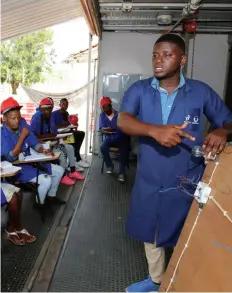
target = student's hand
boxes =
[203,128,228,157]
[150,122,195,147]
[20,127,30,138]
[43,149,55,156]
[102,127,114,132]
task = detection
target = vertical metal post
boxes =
[89,58,97,153]
[183,31,190,77]
[85,33,92,158]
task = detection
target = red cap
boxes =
[0,97,23,114]
[68,114,78,126]
[39,98,53,107]
[100,96,112,107]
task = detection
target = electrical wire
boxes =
[165,156,232,292]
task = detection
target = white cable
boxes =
[166,158,231,292]
[210,197,232,224]
[165,209,202,292]
[208,161,219,185]
[207,161,232,224]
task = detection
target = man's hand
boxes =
[20,127,30,138]
[149,122,195,147]
[203,128,228,156]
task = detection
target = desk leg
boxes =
[35,163,46,222]
[35,163,41,205]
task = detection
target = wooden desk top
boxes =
[12,152,61,165]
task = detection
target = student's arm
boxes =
[37,116,57,139]
[31,115,56,139]
[50,116,58,135]
[56,111,70,128]
[56,122,69,128]
[118,82,194,147]
[203,85,232,155]
[8,128,30,161]
[29,133,54,156]
[36,144,54,156]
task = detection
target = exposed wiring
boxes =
[165,156,231,292]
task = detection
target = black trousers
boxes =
[71,130,85,162]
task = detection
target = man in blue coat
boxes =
[118,34,232,292]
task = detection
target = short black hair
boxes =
[155,33,185,54]
[3,107,21,116]
[60,98,68,104]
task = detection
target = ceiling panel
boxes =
[1,0,84,40]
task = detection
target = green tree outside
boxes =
[0,29,56,94]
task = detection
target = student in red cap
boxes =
[52,98,89,169]
[99,96,129,182]
[30,98,85,185]
[0,97,65,210]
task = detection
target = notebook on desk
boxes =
[0,161,22,176]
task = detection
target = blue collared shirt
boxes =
[151,73,185,124]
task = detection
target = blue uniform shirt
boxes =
[151,73,185,124]
[1,187,7,206]
[52,109,70,126]
[1,119,52,182]
[30,110,57,136]
[121,77,232,247]
[99,110,122,142]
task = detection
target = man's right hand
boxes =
[149,122,195,147]
[20,127,30,138]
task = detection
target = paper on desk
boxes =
[68,124,76,128]
[57,127,70,133]
[56,132,72,138]
[0,161,21,176]
[0,161,12,168]
[23,154,53,161]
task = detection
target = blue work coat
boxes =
[52,109,69,126]
[1,120,52,183]
[99,110,122,143]
[30,111,57,136]
[120,77,232,247]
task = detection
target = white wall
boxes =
[187,34,229,98]
[98,32,229,98]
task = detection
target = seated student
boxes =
[52,98,89,169]
[30,98,84,184]
[1,183,36,245]
[99,96,129,182]
[0,97,65,209]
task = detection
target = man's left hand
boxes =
[203,128,228,156]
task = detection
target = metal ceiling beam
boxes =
[99,2,232,9]
[103,25,232,33]
[80,0,102,37]
[101,16,232,22]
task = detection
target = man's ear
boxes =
[2,115,6,122]
[181,54,187,66]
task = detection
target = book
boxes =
[0,161,22,176]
